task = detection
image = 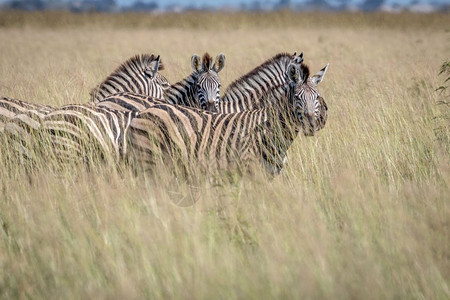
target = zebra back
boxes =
[0,96,53,133]
[95,92,166,113]
[3,108,49,165]
[90,54,170,103]
[219,52,303,113]
[41,104,136,166]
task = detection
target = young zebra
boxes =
[164,52,225,111]
[96,52,226,113]
[90,53,170,103]
[127,62,328,176]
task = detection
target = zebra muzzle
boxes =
[206,100,217,112]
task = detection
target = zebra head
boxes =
[291,51,304,65]
[191,53,226,112]
[143,55,171,98]
[287,62,329,136]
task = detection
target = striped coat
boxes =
[40,103,136,166]
[127,63,317,175]
[97,53,226,113]
[219,52,303,113]
[90,53,170,103]
[0,97,53,133]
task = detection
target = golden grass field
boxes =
[0,11,449,299]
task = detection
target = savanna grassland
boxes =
[0,11,449,299]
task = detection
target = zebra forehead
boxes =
[297,81,318,97]
[198,70,219,82]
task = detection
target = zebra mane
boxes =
[116,53,165,73]
[224,52,293,94]
[300,63,310,83]
[202,53,213,70]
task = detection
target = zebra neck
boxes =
[164,73,198,107]
[220,55,292,112]
[90,70,148,103]
[254,101,299,174]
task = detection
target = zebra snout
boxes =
[304,130,315,137]
[206,100,217,112]
[303,113,316,136]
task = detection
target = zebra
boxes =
[3,102,136,168]
[126,61,328,176]
[2,53,168,163]
[90,53,170,103]
[218,52,304,113]
[216,52,328,169]
[1,53,167,133]
[96,52,226,113]
[164,52,225,111]
[0,97,53,133]
[3,107,49,164]
[37,103,137,167]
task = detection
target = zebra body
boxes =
[40,103,136,165]
[127,90,293,174]
[4,103,134,166]
[0,96,53,133]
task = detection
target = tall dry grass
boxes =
[0,12,449,299]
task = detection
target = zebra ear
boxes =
[311,63,329,85]
[213,53,226,73]
[145,55,160,79]
[287,64,299,83]
[292,52,303,65]
[191,54,202,72]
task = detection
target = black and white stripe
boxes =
[90,54,170,103]
[164,53,225,112]
[40,104,136,165]
[0,96,52,133]
[95,53,226,114]
[219,53,329,135]
[219,52,303,113]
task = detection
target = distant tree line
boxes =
[0,0,448,13]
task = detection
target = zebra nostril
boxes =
[206,101,217,112]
